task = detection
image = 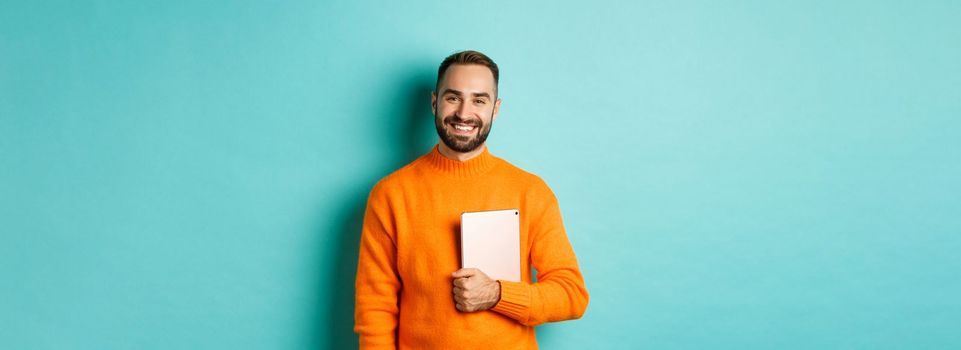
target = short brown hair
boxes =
[436,50,499,92]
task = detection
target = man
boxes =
[354,50,589,349]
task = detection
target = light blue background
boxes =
[2,1,960,349]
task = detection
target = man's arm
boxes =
[490,184,589,326]
[354,185,401,349]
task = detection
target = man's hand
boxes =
[451,268,501,312]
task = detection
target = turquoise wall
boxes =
[3,1,960,349]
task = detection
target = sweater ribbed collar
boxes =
[423,144,498,178]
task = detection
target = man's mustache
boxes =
[443,115,482,127]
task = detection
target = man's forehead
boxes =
[439,64,497,93]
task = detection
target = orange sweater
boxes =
[354,145,589,349]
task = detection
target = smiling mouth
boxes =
[449,122,477,135]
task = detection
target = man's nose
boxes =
[456,100,471,116]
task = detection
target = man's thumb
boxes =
[451,268,476,278]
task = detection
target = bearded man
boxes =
[354,50,589,349]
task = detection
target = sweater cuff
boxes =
[492,280,531,322]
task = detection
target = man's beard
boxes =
[434,113,493,153]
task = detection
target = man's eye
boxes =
[446,97,459,102]
[475,100,486,105]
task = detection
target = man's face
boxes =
[432,64,501,153]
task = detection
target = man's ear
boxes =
[492,98,502,122]
[431,91,437,115]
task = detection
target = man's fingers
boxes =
[455,301,476,313]
[453,276,498,313]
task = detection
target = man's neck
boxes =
[437,142,486,162]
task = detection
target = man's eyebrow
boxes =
[441,89,492,99]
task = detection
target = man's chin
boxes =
[444,139,480,153]
[450,145,477,153]
[452,135,473,143]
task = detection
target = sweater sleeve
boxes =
[354,184,402,349]
[491,182,590,326]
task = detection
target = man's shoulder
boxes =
[493,155,555,194]
[368,154,430,196]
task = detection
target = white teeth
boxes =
[454,124,474,131]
